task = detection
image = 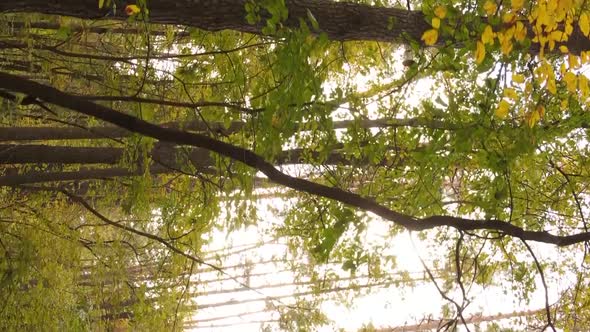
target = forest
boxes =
[1,0,590,331]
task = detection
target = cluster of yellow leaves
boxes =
[421,6,447,46]
[494,84,545,128]
[495,51,590,126]
[480,0,590,58]
[493,64,546,125]
[423,0,590,126]
[526,105,545,127]
[559,58,590,95]
[529,0,577,57]
[474,0,530,64]
[495,99,511,118]
[494,64,548,126]
[533,52,590,110]
[480,0,590,126]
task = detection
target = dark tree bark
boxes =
[2,0,588,53]
[0,143,204,165]
[0,144,123,164]
[0,122,240,141]
[0,143,394,166]
[0,0,426,43]
[0,166,172,186]
[0,126,132,141]
[0,142,399,185]
[0,118,454,141]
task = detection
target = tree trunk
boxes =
[0,0,426,43]
[3,0,588,53]
[0,143,402,185]
[0,143,399,166]
[0,118,453,141]
[0,122,236,141]
[0,144,123,164]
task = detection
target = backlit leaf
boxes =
[580,12,590,37]
[495,99,511,118]
[475,41,485,64]
[421,29,438,45]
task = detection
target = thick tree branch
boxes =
[2,72,590,246]
[2,0,590,53]
[0,0,427,43]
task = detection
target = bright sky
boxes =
[186,195,572,331]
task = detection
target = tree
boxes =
[1,0,590,330]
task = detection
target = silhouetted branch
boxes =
[3,73,590,247]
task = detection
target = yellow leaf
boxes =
[560,62,567,75]
[560,98,568,110]
[512,0,524,11]
[559,45,569,53]
[549,30,567,42]
[536,6,551,30]
[495,100,511,118]
[537,105,545,117]
[421,29,439,45]
[503,12,516,23]
[505,26,515,40]
[483,1,498,16]
[536,60,551,78]
[503,87,518,100]
[527,106,542,127]
[580,12,590,37]
[482,25,495,44]
[434,6,447,19]
[569,54,580,68]
[501,38,513,55]
[514,21,527,41]
[512,74,525,83]
[579,75,590,98]
[125,4,141,15]
[565,22,574,35]
[563,72,577,93]
[558,0,573,16]
[547,77,557,94]
[475,41,486,64]
[432,17,441,29]
[578,75,590,98]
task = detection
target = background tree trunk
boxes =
[0,0,427,43]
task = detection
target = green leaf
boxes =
[306,9,319,30]
[55,26,72,40]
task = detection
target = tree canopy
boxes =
[1,0,590,330]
